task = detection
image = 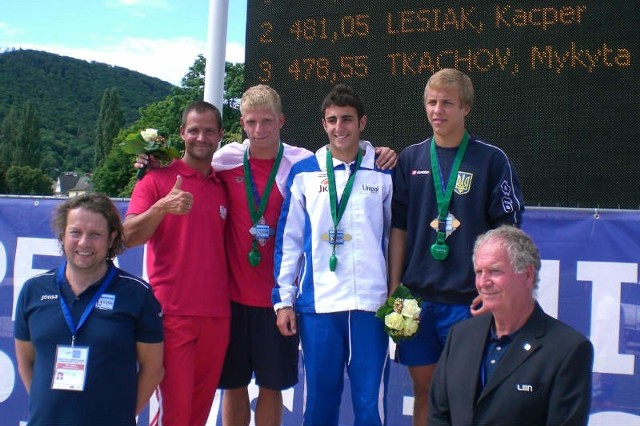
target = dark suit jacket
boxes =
[429,303,594,426]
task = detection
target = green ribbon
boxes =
[326,147,363,271]
[243,142,284,266]
[429,131,469,260]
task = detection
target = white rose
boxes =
[140,128,159,142]
[401,299,421,319]
[403,317,419,336]
[385,312,404,331]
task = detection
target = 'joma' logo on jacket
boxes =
[41,294,59,301]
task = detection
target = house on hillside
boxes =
[53,172,93,197]
[68,176,93,197]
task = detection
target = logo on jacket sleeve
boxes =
[501,180,515,213]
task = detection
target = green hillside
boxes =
[0,48,174,174]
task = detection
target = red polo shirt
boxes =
[127,159,230,317]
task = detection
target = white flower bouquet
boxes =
[376,285,423,343]
[121,128,182,179]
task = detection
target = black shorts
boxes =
[218,301,299,390]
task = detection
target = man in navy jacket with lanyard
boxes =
[388,68,525,426]
[14,193,164,426]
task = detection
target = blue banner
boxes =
[0,198,638,425]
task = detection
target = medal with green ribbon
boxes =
[326,148,363,272]
[243,143,284,266]
[429,131,469,261]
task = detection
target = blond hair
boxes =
[424,68,474,108]
[240,84,282,116]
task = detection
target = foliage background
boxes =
[92,54,244,197]
[0,49,174,176]
[0,49,244,196]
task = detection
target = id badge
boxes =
[51,345,89,391]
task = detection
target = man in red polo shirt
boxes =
[125,101,229,426]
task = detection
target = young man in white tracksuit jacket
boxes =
[273,84,392,426]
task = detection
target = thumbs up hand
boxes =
[160,175,194,215]
[172,175,183,191]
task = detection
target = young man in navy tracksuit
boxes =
[389,68,525,426]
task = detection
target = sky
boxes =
[0,0,247,86]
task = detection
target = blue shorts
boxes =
[218,301,299,390]
[396,301,471,366]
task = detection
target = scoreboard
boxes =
[244,1,639,208]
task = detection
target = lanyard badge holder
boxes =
[429,131,469,261]
[326,148,362,272]
[243,143,284,266]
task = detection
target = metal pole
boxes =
[203,0,229,114]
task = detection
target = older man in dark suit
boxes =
[428,225,593,426]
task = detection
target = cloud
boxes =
[108,0,170,9]
[105,0,170,18]
[225,41,245,64]
[5,36,244,86]
[0,22,21,37]
[96,36,206,84]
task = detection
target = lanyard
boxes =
[243,142,284,266]
[56,261,116,346]
[429,131,469,260]
[326,147,363,271]
[243,142,284,224]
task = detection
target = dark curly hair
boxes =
[320,83,365,120]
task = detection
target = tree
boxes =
[0,50,173,175]
[138,92,195,136]
[91,145,137,197]
[0,160,8,193]
[223,62,244,103]
[0,106,19,164]
[178,54,244,137]
[92,93,194,197]
[40,151,60,178]
[90,55,244,197]
[222,62,244,139]
[5,165,53,195]
[91,92,191,197]
[94,87,124,167]
[13,101,42,168]
[180,54,206,94]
